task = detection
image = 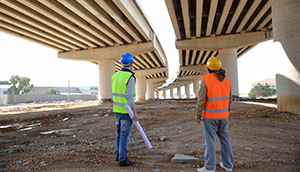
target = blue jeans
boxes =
[203,118,233,171]
[115,113,133,162]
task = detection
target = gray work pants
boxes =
[203,118,233,171]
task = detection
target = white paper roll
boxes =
[124,104,152,149]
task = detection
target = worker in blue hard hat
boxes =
[111,52,137,167]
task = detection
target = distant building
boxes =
[0,85,9,94]
[78,86,98,95]
[240,79,276,96]
[31,87,82,95]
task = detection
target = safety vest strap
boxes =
[207,96,229,101]
[204,107,228,113]
[112,93,136,98]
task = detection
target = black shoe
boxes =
[118,157,135,167]
[116,155,129,161]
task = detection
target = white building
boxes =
[240,79,276,96]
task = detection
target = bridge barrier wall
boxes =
[0,94,97,105]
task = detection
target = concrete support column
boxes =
[163,90,166,99]
[185,84,190,99]
[219,48,239,96]
[170,88,174,99]
[177,86,182,99]
[146,82,154,100]
[193,79,200,98]
[136,76,146,101]
[98,60,115,101]
[272,0,300,115]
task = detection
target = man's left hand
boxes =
[194,116,201,124]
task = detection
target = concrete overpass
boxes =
[162,0,299,114]
[0,0,175,101]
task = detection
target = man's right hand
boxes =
[132,113,138,123]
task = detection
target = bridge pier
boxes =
[185,84,190,99]
[219,48,239,96]
[136,76,146,101]
[272,0,300,115]
[177,86,182,99]
[170,88,174,99]
[146,82,154,100]
[163,90,166,99]
[98,60,115,101]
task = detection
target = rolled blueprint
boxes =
[124,104,152,149]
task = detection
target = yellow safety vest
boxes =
[111,71,136,113]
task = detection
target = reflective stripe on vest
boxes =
[111,71,136,113]
[202,73,231,119]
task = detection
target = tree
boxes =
[3,75,33,94]
[248,83,277,98]
[43,88,60,95]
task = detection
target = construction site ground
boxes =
[0,99,299,172]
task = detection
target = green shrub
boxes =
[261,112,270,118]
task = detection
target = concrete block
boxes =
[171,154,200,163]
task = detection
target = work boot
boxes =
[220,162,233,171]
[197,167,215,172]
[119,157,135,167]
[115,154,129,161]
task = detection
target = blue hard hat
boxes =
[121,52,134,63]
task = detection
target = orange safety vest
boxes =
[202,73,231,119]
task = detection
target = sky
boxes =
[0,0,280,90]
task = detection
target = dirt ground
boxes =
[0,99,299,172]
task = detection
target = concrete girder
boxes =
[135,67,167,77]
[135,54,151,68]
[190,50,197,65]
[0,20,69,50]
[77,0,133,44]
[177,75,204,81]
[147,52,161,67]
[180,0,190,39]
[113,0,152,41]
[0,27,61,51]
[180,64,207,72]
[1,0,89,48]
[141,53,155,68]
[225,0,247,34]
[246,1,271,32]
[0,7,78,50]
[57,0,123,45]
[21,0,102,47]
[236,0,261,33]
[153,38,168,67]
[176,31,273,51]
[165,0,181,39]
[58,41,154,62]
[94,0,142,43]
[145,77,167,84]
[216,0,233,35]
[206,0,218,36]
[195,0,203,37]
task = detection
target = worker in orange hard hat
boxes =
[195,57,234,172]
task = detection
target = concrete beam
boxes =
[177,74,205,81]
[180,64,207,72]
[145,77,168,84]
[113,0,152,41]
[176,31,273,51]
[135,67,167,77]
[58,41,154,62]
